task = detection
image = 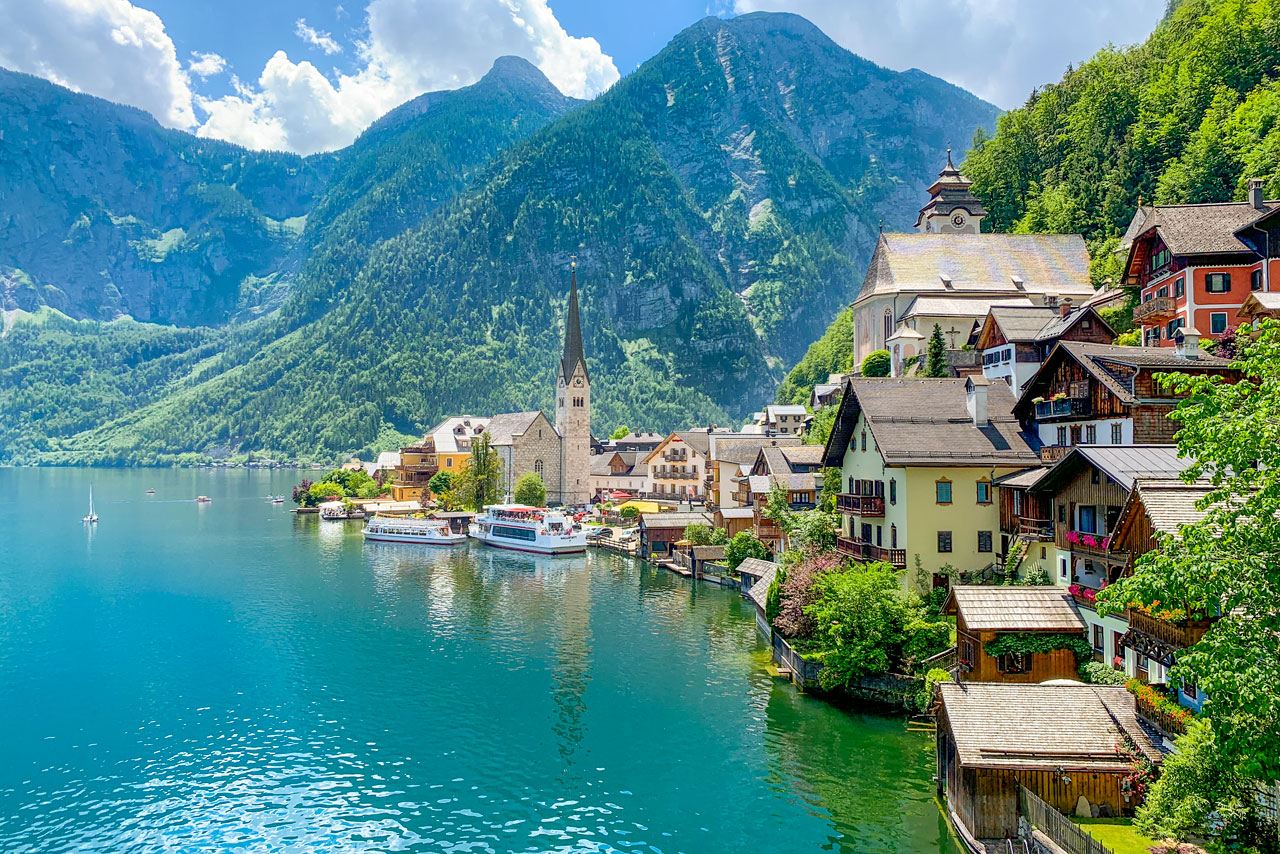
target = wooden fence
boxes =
[1019,785,1113,854]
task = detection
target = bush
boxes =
[774,551,844,639]
[861,349,891,377]
[913,667,952,712]
[513,471,546,507]
[903,618,951,665]
[724,531,770,569]
[684,523,727,546]
[805,563,915,688]
[1079,661,1127,685]
[619,505,639,519]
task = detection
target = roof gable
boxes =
[944,585,1085,633]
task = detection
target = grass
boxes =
[1070,817,1161,854]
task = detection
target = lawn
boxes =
[1070,817,1161,854]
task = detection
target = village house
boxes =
[937,682,1163,845]
[943,586,1086,684]
[972,301,1115,397]
[640,432,714,501]
[637,511,712,559]
[588,450,648,500]
[703,434,802,511]
[1122,180,1280,346]
[742,558,779,637]
[1013,336,1234,464]
[822,376,1040,591]
[809,372,849,411]
[851,153,1095,371]
[1237,290,1280,326]
[389,416,490,502]
[749,405,812,435]
[731,444,825,551]
[597,431,665,455]
[992,466,1056,581]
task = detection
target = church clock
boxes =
[573,376,584,387]
[951,211,967,228]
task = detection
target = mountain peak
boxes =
[479,55,567,99]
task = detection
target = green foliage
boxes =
[860,349,891,378]
[791,509,839,553]
[309,481,347,502]
[725,530,770,569]
[427,470,454,496]
[1079,661,1128,685]
[1098,295,1137,336]
[902,618,952,665]
[775,307,855,406]
[683,523,728,546]
[1099,320,1280,783]
[453,432,503,511]
[914,667,953,712]
[804,405,837,448]
[983,632,1093,662]
[923,324,949,377]
[764,577,783,624]
[513,471,547,507]
[618,505,640,519]
[609,425,631,440]
[1114,329,1141,346]
[804,563,919,689]
[318,468,384,499]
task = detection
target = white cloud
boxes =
[188,51,227,78]
[195,0,619,154]
[731,0,1165,109]
[295,18,343,55]
[0,0,195,128]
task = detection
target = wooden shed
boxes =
[937,682,1163,845]
[943,586,1086,683]
[637,511,712,558]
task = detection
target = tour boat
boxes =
[468,504,587,555]
[82,486,98,524]
[319,501,366,520]
[362,515,467,545]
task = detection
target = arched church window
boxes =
[883,309,893,343]
[534,459,544,475]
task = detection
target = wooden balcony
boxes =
[836,493,885,517]
[1135,692,1188,738]
[1134,295,1177,324]
[835,536,906,568]
[1033,397,1091,421]
[1017,516,1053,539]
[1128,608,1213,651]
[1039,444,1070,464]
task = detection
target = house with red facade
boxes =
[1121,179,1280,346]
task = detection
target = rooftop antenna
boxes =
[878,219,884,234]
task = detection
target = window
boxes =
[959,637,975,668]
[1113,631,1126,667]
[1084,424,1096,444]
[1058,504,1067,524]
[883,308,893,342]
[446,458,453,468]
[1166,317,1185,338]
[998,652,1029,674]
[891,524,897,548]
[876,526,882,546]
[1057,426,1068,446]
[978,531,992,553]
[937,531,952,553]
[1211,312,1228,334]
[1070,425,1082,445]
[1079,505,1097,534]
[936,480,952,504]
[1253,269,1263,292]
[1156,285,1168,299]
[1174,277,1185,297]
[1059,557,1068,580]
[976,480,991,504]
[1206,272,1231,293]
[847,475,856,493]
[1183,678,1199,701]
[860,431,866,452]
[1093,625,1105,654]
[1151,247,1171,271]
[889,479,897,505]
[534,459,544,475]
[1040,546,1047,559]
[1111,423,1123,444]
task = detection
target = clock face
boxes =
[951,211,967,227]
[573,377,584,387]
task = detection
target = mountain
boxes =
[0,68,335,326]
[2,14,999,464]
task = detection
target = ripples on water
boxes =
[0,470,957,853]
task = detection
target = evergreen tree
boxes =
[924,324,950,377]
[454,432,503,510]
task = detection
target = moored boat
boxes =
[362,515,467,545]
[468,504,587,555]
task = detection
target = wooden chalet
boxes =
[943,586,1085,683]
[637,511,712,558]
[972,302,1115,397]
[993,466,1052,573]
[937,682,1163,844]
[1237,291,1280,325]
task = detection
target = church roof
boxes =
[854,232,1093,304]
[486,412,548,446]
[560,266,588,382]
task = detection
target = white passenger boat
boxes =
[468,504,587,555]
[362,515,467,545]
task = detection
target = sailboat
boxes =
[83,486,98,524]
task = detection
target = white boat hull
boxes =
[468,526,586,555]
[362,529,466,545]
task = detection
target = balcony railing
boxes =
[1128,608,1213,651]
[835,536,906,568]
[1039,445,1070,464]
[654,469,697,480]
[1135,692,1188,738]
[1134,295,1177,324]
[836,493,885,517]
[1033,398,1091,420]
[662,451,688,461]
[1017,517,1053,540]
[1062,528,1111,553]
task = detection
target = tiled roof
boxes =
[939,682,1164,771]
[485,412,545,446]
[1125,200,1279,256]
[1020,342,1233,410]
[985,306,1060,342]
[903,295,1034,320]
[993,466,1049,489]
[710,435,801,464]
[855,233,1093,303]
[638,511,713,529]
[745,560,779,609]
[716,507,755,519]
[1132,478,1214,534]
[425,415,491,452]
[945,585,1085,633]
[825,378,1039,468]
[780,445,825,466]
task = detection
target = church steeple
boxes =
[560,261,588,383]
[915,148,987,233]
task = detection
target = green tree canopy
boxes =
[724,531,770,569]
[513,471,547,507]
[428,470,453,496]
[610,425,631,440]
[453,431,503,511]
[860,349,891,377]
[683,523,728,546]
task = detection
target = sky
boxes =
[0,0,1167,156]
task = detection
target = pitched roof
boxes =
[424,415,492,453]
[993,466,1049,490]
[1033,445,1186,495]
[744,560,779,609]
[939,682,1163,771]
[1125,199,1279,256]
[983,305,1061,343]
[767,404,808,417]
[944,585,1085,633]
[638,511,713,529]
[1238,291,1280,318]
[854,233,1094,304]
[1128,477,1215,535]
[485,412,545,446]
[903,295,1034,320]
[716,507,755,519]
[560,267,588,381]
[780,445,824,466]
[823,378,1039,468]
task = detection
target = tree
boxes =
[804,562,916,688]
[861,349,891,377]
[791,509,839,553]
[683,523,727,546]
[724,531,770,569]
[610,425,630,440]
[762,485,799,549]
[513,471,547,507]
[292,478,314,507]
[804,406,836,446]
[453,431,503,511]
[618,505,640,520]
[308,481,346,502]
[923,324,949,377]
[1099,320,1280,786]
[428,470,453,497]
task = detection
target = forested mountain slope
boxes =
[778,0,1280,404]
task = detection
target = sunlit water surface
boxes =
[0,469,959,853]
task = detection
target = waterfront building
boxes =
[389,416,490,502]
[937,682,1162,844]
[732,445,824,552]
[1012,337,1234,464]
[640,433,711,501]
[943,586,1086,683]
[743,558,779,636]
[822,376,1039,591]
[637,511,712,559]
[972,301,1114,397]
[1121,180,1280,346]
[851,155,1094,369]
[991,466,1056,581]
[588,451,648,500]
[706,435,802,510]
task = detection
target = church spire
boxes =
[560,259,587,382]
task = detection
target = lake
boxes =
[0,468,960,853]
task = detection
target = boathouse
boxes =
[637,511,712,558]
[937,682,1163,845]
[943,586,1086,683]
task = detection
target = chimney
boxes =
[1011,275,1025,290]
[965,376,990,427]
[1174,327,1202,359]
[1059,297,1073,319]
[1044,293,1058,308]
[1249,178,1265,210]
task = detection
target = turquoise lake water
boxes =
[0,468,960,853]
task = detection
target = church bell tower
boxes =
[915,148,987,234]
[555,261,591,505]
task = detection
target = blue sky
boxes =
[0,0,1166,154]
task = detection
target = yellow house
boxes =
[390,416,487,502]
[821,376,1040,593]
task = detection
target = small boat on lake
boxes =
[272,496,285,504]
[195,495,211,503]
[319,501,365,520]
[83,486,98,524]
[362,516,467,545]
[468,504,587,555]
[145,488,156,495]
